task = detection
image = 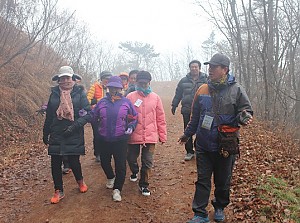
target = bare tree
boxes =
[0,0,75,69]
[195,0,300,126]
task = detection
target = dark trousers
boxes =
[51,155,83,191]
[183,113,194,154]
[192,150,235,217]
[92,122,101,157]
[99,139,128,191]
[127,144,155,188]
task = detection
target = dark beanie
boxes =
[100,71,113,80]
[136,71,152,83]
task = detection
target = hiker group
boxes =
[41,53,253,223]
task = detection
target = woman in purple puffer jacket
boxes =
[90,76,137,202]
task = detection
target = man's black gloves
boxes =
[178,134,189,144]
[63,124,77,137]
[91,98,97,106]
[43,135,49,145]
[171,106,176,115]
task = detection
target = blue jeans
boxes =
[192,150,235,217]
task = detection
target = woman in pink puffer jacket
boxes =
[126,71,167,196]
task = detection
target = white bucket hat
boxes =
[57,66,74,77]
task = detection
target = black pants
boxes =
[99,139,128,191]
[192,150,235,217]
[92,122,101,157]
[183,113,194,154]
[51,155,83,191]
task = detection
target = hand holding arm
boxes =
[63,124,77,137]
[125,127,133,135]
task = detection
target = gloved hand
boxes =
[178,134,189,145]
[91,98,97,105]
[36,104,47,116]
[63,124,76,137]
[239,110,253,125]
[43,135,49,145]
[125,127,133,135]
[171,106,176,115]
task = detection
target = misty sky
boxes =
[58,0,214,53]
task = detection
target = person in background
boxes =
[43,66,91,204]
[119,72,129,95]
[90,76,137,202]
[178,53,253,223]
[126,71,167,196]
[87,71,113,162]
[124,69,139,96]
[171,60,207,161]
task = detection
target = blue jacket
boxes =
[90,93,138,142]
[184,74,253,152]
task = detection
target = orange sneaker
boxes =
[50,190,65,204]
[77,180,88,193]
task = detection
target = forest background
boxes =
[0,1,299,222]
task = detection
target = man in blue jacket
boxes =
[179,53,253,223]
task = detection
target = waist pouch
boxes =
[218,125,240,158]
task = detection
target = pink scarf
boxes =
[56,80,75,121]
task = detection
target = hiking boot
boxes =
[95,155,101,163]
[186,215,210,223]
[129,173,138,182]
[50,190,65,204]
[62,167,72,174]
[106,177,115,189]
[184,153,195,161]
[140,187,151,196]
[214,208,225,222]
[112,189,122,202]
[77,179,88,193]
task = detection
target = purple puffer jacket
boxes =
[90,93,137,142]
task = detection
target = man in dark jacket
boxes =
[179,53,253,223]
[171,60,207,161]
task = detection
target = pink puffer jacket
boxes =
[126,91,167,144]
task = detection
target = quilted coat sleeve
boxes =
[86,83,96,104]
[171,79,184,108]
[156,95,167,143]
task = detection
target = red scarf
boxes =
[56,80,75,121]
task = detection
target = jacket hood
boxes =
[186,72,207,81]
[227,74,236,85]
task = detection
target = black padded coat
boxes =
[171,72,207,115]
[43,85,91,155]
